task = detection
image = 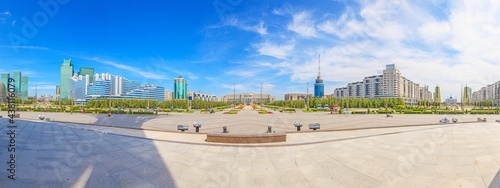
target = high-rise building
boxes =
[0,73,9,91]
[434,85,441,103]
[56,85,60,100]
[21,76,28,100]
[472,81,500,106]
[174,76,187,99]
[78,67,95,83]
[13,71,21,95]
[69,74,90,101]
[463,86,472,105]
[314,55,325,98]
[0,81,6,102]
[60,59,74,100]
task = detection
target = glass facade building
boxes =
[123,84,165,102]
[174,76,187,99]
[314,77,324,98]
[21,76,28,100]
[60,59,74,100]
[78,67,95,83]
[1,73,9,92]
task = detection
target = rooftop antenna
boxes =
[317,54,321,79]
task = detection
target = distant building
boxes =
[445,95,457,105]
[122,84,165,102]
[174,76,187,99]
[463,86,472,105]
[334,64,426,105]
[434,85,441,103]
[0,73,9,91]
[0,81,6,102]
[69,74,90,101]
[56,85,60,100]
[60,59,74,100]
[164,91,173,101]
[284,93,313,101]
[472,81,500,106]
[21,76,28,100]
[224,93,275,103]
[78,67,95,83]
[188,91,215,101]
[419,86,433,102]
[1,71,29,100]
[314,55,325,98]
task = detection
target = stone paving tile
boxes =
[3,116,500,187]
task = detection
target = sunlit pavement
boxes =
[1,112,500,187]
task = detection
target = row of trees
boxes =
[270,97,406,109]
[84,98,229,109]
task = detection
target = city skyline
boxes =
[1,1,500,100]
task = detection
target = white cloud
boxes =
[255,41,295,59]
[89,57,168,80]
[287,11,317,37]
[210,17,267,35]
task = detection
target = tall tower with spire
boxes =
[314,54,325,98]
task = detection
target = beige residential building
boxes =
[334,64,430,105]
[284,93,313,101]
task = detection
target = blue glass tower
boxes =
[314,55,324,98]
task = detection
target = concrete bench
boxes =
[496,120,500,123]
[45,118,53,121]
[309,123,320,130]
[177,124,189,132]
[38,115,45,120]
[452,117,458,123]
[439,118,450,124]
[477,117,487,122]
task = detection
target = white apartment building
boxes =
[472,81,500,105]
[334,64,430,105]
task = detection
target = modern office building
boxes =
[56,85,60,100]
[60,59,74,100]
[434,85,441,103]
[122,84,165,102]
[0,73,9,90]
[463,86,472,105]
[78,67,95,83]
[314,55,325,98]
[224,93,275,103]
[21,76,28,100]
[284,93,313,101]
[188,91,215,101]
[13,71,21,94]
[68,74,90,101]
[333,64,428,105]
[1,72,29,100]
[0,81,6,102]
[174,76,187,99]
[472,81,500,106]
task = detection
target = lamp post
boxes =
[306,83,309,110]
[261,83,263,105]
[233,83,235,110]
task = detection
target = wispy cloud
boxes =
[209,17,268,35]
[287,11,317,37]
[89,57,168,80]
[255,40,295,59]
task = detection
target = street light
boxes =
[306,83,309,110]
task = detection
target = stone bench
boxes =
[207,132,286,143]
[477,117,487,122]
[309,123,320,130]
[177,124,189,132]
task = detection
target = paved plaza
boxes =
[1,109,500,187]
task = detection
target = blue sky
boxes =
[1,0,500,100]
